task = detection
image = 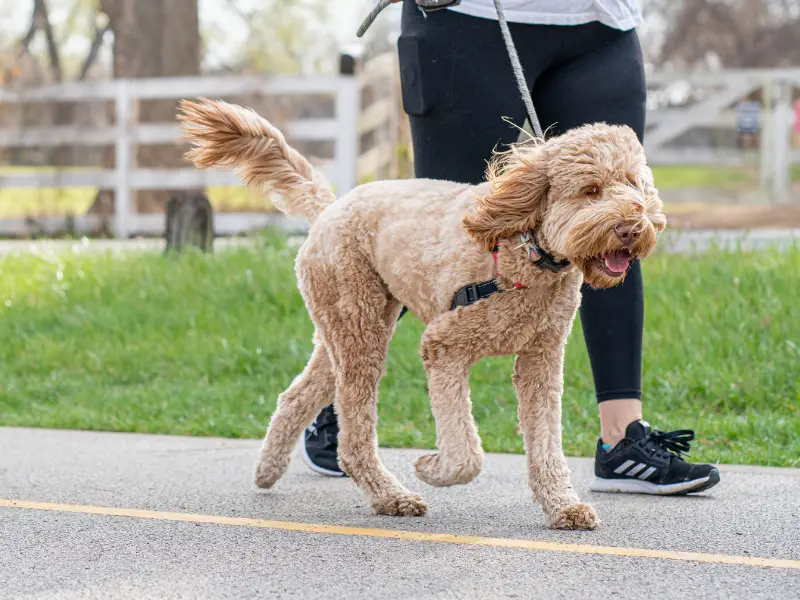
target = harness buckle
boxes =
[451,282,482,309]
[465,283,480,303]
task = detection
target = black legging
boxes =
[399,2,645,402]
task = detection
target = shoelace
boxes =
[641,429,695,460]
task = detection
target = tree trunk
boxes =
[90,0,201,219]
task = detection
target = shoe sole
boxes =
[299,442,348,478]
[589,468,720,495]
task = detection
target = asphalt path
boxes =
[1,427,798,599]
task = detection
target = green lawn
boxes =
[0,233,798,467]
[650,165,755,190]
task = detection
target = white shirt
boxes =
[448,0,642,30]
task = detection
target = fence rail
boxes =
[0,51,400,238]
[645,69,800,204]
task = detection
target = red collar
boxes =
[492,248,527,289]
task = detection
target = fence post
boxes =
[771,78,792,204]
[114,80,134,238]
[335,50,361,196]
[759,78,773,194]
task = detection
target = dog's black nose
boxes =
[614,223,640,246]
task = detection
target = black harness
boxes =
[398,232,570,319]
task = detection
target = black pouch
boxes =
[397,35,427,116]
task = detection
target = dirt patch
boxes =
[665,203,800,229]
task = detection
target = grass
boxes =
[650,165,755,190]
[0,233,798,467]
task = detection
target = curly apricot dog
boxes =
[178,98,665,530]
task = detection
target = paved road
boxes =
[1,427,798,599]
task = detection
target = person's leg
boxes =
[530,24,646,446]
[531,25,718,493]
[303,3,531,475]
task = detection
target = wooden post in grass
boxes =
[164,192,214,254]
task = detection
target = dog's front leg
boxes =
[414,354,484,487]
[514,347,598,530]
[415,354,483,486]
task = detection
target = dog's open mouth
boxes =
[595,250,632,277]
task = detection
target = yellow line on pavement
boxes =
[3,498,798,570]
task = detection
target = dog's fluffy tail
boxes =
[178,98,335,223]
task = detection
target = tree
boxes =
[205,0,337,75]
[649,0,800,70]
[91,0,201,215]
[16,0,110,166]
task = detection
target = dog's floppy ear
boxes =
[462,144,550,250]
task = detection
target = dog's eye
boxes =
[584,185,600,198]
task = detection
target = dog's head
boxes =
[463,123,666,289]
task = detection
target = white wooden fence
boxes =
[2,62,797,239]
[0,51,400,238]
[646,68,800,204]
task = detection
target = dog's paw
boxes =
[548,503,599,530]
[371,492,428,517]
[414,452,482,487]
[253,458,287,489]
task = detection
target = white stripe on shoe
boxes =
[638,466,657,480]
[613,459,635,474]
[626,463,647,477]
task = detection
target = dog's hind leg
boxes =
[514,346,598,530]
[254,336,335,489]
[414,325,484,487]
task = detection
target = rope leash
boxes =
[491,0,542,139]
[356,0,543,140]
[357,0,393,39]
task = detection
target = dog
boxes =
[178,98,665,530]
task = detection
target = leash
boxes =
[357,0,543,140]
[491,0,542,139]
[357,0,393,38]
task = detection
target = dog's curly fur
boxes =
[178,98,666,529]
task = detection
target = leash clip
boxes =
[358,0,462,38]
[416,0,462,11]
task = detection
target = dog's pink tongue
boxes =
[603,251,630,273]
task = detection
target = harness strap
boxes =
[450,280,502,310]
[448,244,526,311]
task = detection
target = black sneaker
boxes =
[590,420,720,495]
[301,404,347,477]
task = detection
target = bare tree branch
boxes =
[78,24,110,80]
[34,0,63,81]
[652,0,800,69]
[19,1,40,54]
